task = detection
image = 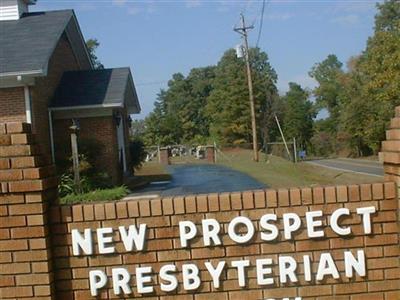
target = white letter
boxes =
[72,228,92,255]
[306,210,324,238]
[119,224,147,251]
[260,214,278,241]
[279,256,298,283]
[112,268,131,295]
[357,206,376,234]
[330,208,351,236]
[89,270,107,296]
[160,264,178,292]
[182,264,201,290]
[205,261,225,288]
[345,250,366,278]
[179,221,197,247]
[256,258,273,285]
[316,253,339,281]
[283,213,301,240]
[231,260,250,287]
[136,266,153,294]
[97,227,114,254]
[303,255,312,282]
[228,216,255,244]
[202,219,221,246]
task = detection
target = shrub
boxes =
[310,131,335,157]
[129,138,147,171]
[60,186,129,204]
[57,138,114,196]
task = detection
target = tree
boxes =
[142,48,278,147]
[338,0,400,155]
[86,38,104,70]
[309,54,344,134]
[206,48,277,145]
[282,83,315,149]
[130,119,146,137]
[375,0,400,32]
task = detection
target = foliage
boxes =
[143,48,278,148]
[60,186,129,204]
[130,119,146,136]
[337,0,400,155]
[129,138,147,171]
[207,48,278,145]
[310,131,335,157]
[281,83,316,150]
[57,138,113,196]
[58,173,91,197]
[86,38,104,70]
[308,0,400,156]
[143,67,216,146]
[309,54,344,133]
[142,1,399,157]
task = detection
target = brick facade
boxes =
[0,34,131,184]
[0,87,26,123]
[0,34,81,155]
[1,105,400,300]
[31,34,81,155]
[53,116,122,184]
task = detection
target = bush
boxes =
[129,138,147,171]
[60,186,129,204]
[310,131,335,157]
[57,138,114,196]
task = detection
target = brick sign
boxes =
[70,205,378,297]
[0,118,399,300]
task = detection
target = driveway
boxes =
[306,158,384,177]
[127,164,266,198]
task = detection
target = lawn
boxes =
[60,186,129,204]
[134,162,171,182]
[217,148,382,188]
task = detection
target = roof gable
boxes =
[50,68,141,114]
[0,9,92,77]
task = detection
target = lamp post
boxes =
[70,119,81,194]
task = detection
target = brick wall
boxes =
[1,107,400,300]
[47,183,399,300]
[53,116,121,184]
[0,87,26,123]
[0,123,59,299]
[31,33,81,155]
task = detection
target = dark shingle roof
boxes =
[51,68,140,113]
[0,10,74,75]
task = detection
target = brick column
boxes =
[206,145,215,163]
[0,122,58,300]
[382,106,400,186]
[159,147,170,165]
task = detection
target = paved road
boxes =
[306,158,384,177]
[128,164,266,197]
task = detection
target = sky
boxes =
[33,0,381,119]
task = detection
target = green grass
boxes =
[60,186,129,204]
[217,149,382,188]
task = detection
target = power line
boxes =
[256,0,267,48]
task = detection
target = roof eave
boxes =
[0,69,45,78]
[127,70,141,114]
[49,103,123,111]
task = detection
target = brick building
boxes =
[0,0,141,184]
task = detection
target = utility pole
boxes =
[234,13,259,162]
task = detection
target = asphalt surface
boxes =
[306,158,384,177]
[128,164,266,197]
